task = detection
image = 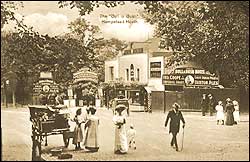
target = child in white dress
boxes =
[215,101,225,125]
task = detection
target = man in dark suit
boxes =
[201,94,208,116]
[165,103,185,151]
[208,94,216,116]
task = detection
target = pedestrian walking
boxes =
[215,101,225,125]
[113,104,128,154]
[72,108,85,150]
[225,98,235,126]
[127,124,136,150]
[208,94,216,116]
[233,100,240,124]
[201,94,208,116]
[164,103,185,152]
[84,106,99,152]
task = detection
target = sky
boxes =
[3,1,155,42]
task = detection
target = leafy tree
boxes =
[141,1,249,89]
[60,1,249,89]
[58,1,126,15]
[1,1,23,29]
[67,17,127,82]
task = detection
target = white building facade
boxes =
[104,38,171,106]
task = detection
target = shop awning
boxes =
[144,86,158,93]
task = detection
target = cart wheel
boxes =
[63,133,69,148]
[32,141,41,161]
[45,135,48,146]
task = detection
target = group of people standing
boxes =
[201,93,240,126]
[72,100,136,154]
[72,100,100,151]
[201,93,216,116]
[215,98,240,126]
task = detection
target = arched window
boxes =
[130,64,134,81]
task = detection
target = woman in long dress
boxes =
[84,106,99,152]
[113,105,128,154]
[215,101,224,125]
[233,100,240,124]
[225,98,235,126]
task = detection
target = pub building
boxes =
[104,38,167,110]
[104,37,239,112]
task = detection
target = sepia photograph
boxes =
[1,1,249,161]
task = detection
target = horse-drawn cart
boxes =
[28,104,73,160]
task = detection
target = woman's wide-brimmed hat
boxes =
[76,108,82,115]
[89,106,96,114]
[115,104,126,112]
[172,103,180,109]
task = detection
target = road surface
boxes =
[1,107,249,161]
[1,108,32,161]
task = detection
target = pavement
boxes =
[1,106,249,161]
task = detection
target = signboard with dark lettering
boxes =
[162,68,219,87]
[33,72,59,94]
[73,68,98,84]
[33,82,59,94]
[150,62,161,78]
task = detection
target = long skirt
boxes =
[225,111,234,126]
[73,124,84,144]
[114,125,128,153]
[233,111,240,123]
[84,120,99,150]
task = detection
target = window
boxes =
[109,66,114,80]
[132,48,143,54]
[126,69,129,81]
[150,62,161,78]
[124,50,131,55]
[137,68,140,81]
[130,64,135,81]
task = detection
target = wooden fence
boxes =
[151,88,248,113]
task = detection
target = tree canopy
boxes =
[142,1,249,89]
[1,2,127,104]
[1,1,249,105]
[58,1,249,89]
